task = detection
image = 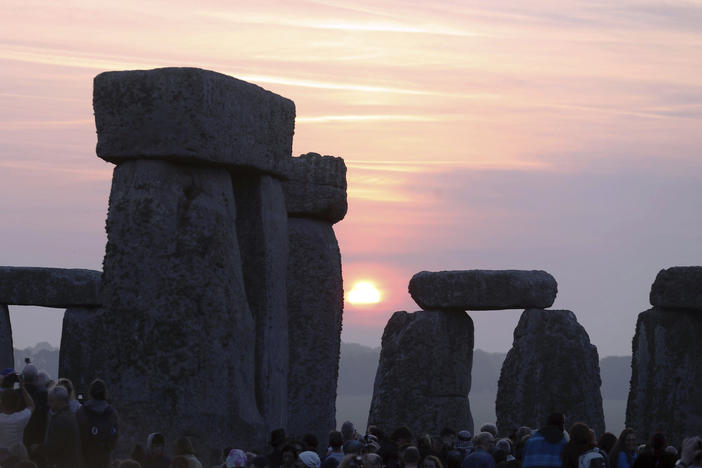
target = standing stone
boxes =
[408,270,557,311]
[496,309,604,437]
[286,218,343,442]
[626,307,702,447]
[96,159,263,457]
[233,174,289,432]
[0,305,13,370]
[59,307,105,394]
[368,310,475,436]
[650,267,702,310]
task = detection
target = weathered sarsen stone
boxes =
[650,266,702,311]
[286,218,343,444]
[626,307,702,447]
[496,309,604,437]
[368,310,475,436]
[95,160,263,456]
[409,270,557,311]
[0,305,12,370]
[94,67,295,177]
[283,152,347,224]
[59,307,105,394]
[233,174,289,432]
[0,267,101,307]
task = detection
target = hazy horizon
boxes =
[2,0,701,355]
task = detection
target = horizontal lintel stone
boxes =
[0,267,101,307]
[283,152,347,224]
[94,67,295,177]
[409,269,557,311]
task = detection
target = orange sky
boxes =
[1,0,701,354]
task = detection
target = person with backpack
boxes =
[76,379,118,468]
[562,423,606,468]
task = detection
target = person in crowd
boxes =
[561,423,605,468]
[363,453,383,468]
[417,434,436,460]
[609,430,637,468]
[76,378,119,468]
[462,432,496,468]
[598,433,617,467]
[302,434,319,453]
[423,454,445,468]
[339,454,363,468]
[144,432,170,468]
[20,364,48,458]
[225,449,248,468]
[513,427,533,462]
[173,436,202,468]
[324,431,345,468]
[249,454,269,468]
[677,437,702,468]
[55,378,80,413]
[34,385,82,468]
[268,429,286,468]
[341,422,357,443]
[118,459,143,468]
[299,451,321,468]
[495,439,518,468]
[0,374,35,449]
[454,431,473,461]
[131,444,147,465]
[279,444,298,468]
[522,414,567,468]
[403,446,421,468]
[480,426,498,440]
[631,434,676,468]
[391,427,413,453]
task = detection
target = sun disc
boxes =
[347,281,381,305]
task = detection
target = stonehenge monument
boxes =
[369,269,559,436]
[496,309,605,437]
[627,267,702,446]
[1,67,347,462]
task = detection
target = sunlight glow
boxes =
[347,281,382,305]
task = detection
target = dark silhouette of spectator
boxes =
[609,429,637,468]
[35,385,83,468]
[76,378,118,468]
[281,444,298,468]
[562,423,604,468]
[522,414,567,468]
[631,433,676,468]
[144,432,170,468]
[21,364,48,462]
[323,431,344,468]
[0,376,35,449]
[55,378,80,413]
[268,429,286,468]
[302,433,319,453]
[462,433,496,468]
[173,436,203,468]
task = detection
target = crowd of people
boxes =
[1,362,701,468]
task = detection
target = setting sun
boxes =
[347,281,381,305]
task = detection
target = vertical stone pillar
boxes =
[90,68,295,460]
[368,310,475,436]
[496,309,604,437]
[0,305,13,370]
[59,307,105,394]
[626,267,702,447]
[233,174,289,432]
[283,153,346,444]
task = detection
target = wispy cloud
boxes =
[297,114,446,123]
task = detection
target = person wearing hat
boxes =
[300,451,322,468]
[455,431,474,460]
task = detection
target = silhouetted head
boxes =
[88,378,108,400]
[473,432,496,452]
[391,427,413,446]
[174,437,195,456]
[341,421,356,441]
[329,431,344,450]
[547,413,565,432]
[271,429,286,449]
[480,424,498,438]
[56,378,75,399]
[302,433,318,451]
[47,385,69,412]
[402,446,420,466]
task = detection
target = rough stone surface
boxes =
[94,67,295,177]
[650,266,702,310]
[496,309,604,437]
[0,267,101,307]
[287,218,343,444]
[59,307,105,393]
[0,305,13,370]
[96,159,263,460]
[626,307,702,447]
[409,270,557,311]
[368,310,474,436]
[233,174,289,432]
[283,153,347,224]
